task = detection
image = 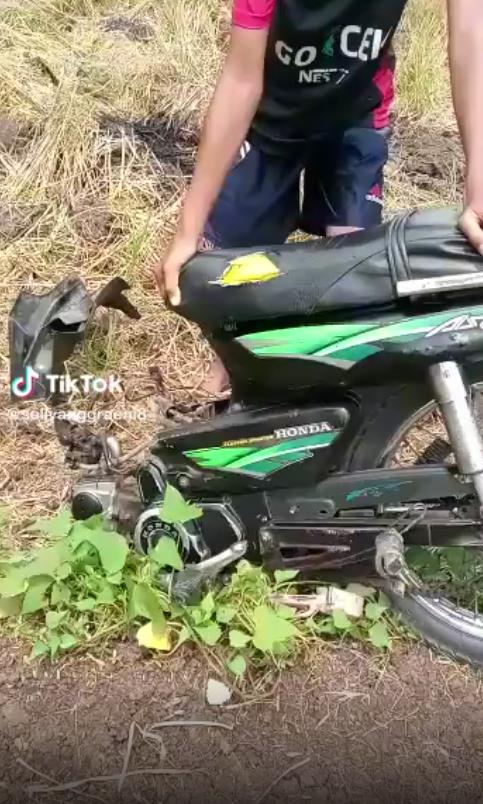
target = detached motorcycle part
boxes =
[9,276,93,401]
[8,274,141,402]
[94,277,141,321]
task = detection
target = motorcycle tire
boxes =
[347,377,483,668]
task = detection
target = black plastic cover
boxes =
[9,277,93,400]
[8,275,140,401]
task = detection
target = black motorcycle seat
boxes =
[177,208,483,332]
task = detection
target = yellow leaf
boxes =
[136,621,172,652]
[211,253,280,287]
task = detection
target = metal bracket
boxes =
[375,527,422,596]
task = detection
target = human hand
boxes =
[459,202,483,257]
[153,234,198,306]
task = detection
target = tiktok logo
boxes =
[11,366,40,398]
[10,367,122,399]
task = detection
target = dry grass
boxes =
[396,0,450,124]
[385,0,461,214]
[0,0,462,541]
[0,0,230,537]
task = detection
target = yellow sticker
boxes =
[211,253,280,287]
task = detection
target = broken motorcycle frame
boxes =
[9,207,483,666]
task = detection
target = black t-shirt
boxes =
[249,0,408,155]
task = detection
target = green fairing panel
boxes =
[237,305,483,362]
[184,446,254,469]
[239,323,376,356]
[185,432,336,476]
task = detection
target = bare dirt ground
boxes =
[1,637,483,804]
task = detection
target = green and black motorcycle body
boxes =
[11,207,483,666]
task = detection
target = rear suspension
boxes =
[429,361,483,514]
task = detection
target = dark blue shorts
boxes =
[205,126,389,249]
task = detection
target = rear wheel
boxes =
[349,379,483,667]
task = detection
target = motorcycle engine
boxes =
[71,475,143,537]
[71,474,207,560]
[71,456,245,562]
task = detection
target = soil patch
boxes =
[392,119,464,198]
[1,638,483,804]
[102,116,197,175]
[0,203,47,241]
[101,15,155,43]
[70,194,115,244]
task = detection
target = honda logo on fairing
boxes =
[426,314,483,338]
[275,422,334,439]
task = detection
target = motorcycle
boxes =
[10,206,483,666]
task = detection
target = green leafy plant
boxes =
[0,505,181,660]
[0,487,397,672]
[406,545,483,612]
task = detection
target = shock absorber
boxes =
[429,361,483,513]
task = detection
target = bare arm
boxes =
[447,0,483,253]
[156,25,268,304]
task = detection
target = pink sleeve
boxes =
[232,0,276,29]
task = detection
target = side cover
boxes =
[8,276,140,401]
[148,402,355,493]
